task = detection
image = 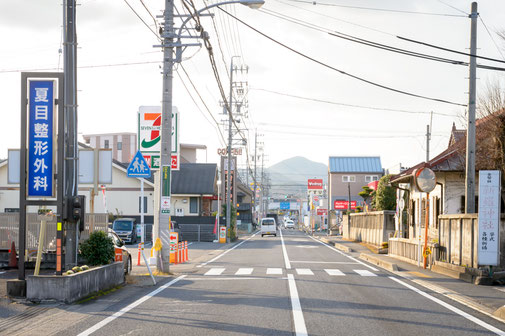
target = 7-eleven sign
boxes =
[138,106,180,170]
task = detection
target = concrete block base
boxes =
[7,279,26,298]
[27,262,124,303]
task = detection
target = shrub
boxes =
[80,231,115,266]
[374,175,396,211]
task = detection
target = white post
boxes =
[418,194,422,267]
[141,178,145,244]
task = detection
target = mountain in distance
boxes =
[266,156,327,198]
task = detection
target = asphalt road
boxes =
[62,229,505,336]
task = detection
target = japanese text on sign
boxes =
[28,80,55,197]
[478,170,501,266]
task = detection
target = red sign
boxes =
[316,209,328,216]
[334,200,357,210]
[114,248,123,262]
[308,179,323,190]
[313,195,319,202]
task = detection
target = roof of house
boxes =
[171,163,217,195]
[329,156,383,173]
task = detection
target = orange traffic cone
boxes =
[8,241,17,268]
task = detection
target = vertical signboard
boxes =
[27,80,56,198]
[138,106,180,170]
[478,170,501,266]
[221,156,237,205]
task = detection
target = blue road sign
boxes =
[280,202,290,210]
[127,151,151,178]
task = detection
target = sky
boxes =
[1,0,505,174]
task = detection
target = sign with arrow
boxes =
[127,151,152,178]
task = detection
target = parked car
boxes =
[284,220,295,229]
[112,218,137,244]
[260,217,277,237]
[108,228,132,274]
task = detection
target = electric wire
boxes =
[0,60,161,73]
[251,88,455,116]
[203,0,230,78]
[219,7,466,107]
[437,0,469,16]
[139,0,159,33]
[479,15,505,61]
[122,0,161,40]
[284,0,466,17]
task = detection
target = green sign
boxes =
[162,165,170,197]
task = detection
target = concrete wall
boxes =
[343,211,395,246]
[27,262,124,303]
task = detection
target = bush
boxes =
[80,231,115,266]
[374,175,396,211]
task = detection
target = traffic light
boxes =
[68,195,86,231]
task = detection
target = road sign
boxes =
[280,202,290,210]
[127,151,151,178]
[478,170,501,266]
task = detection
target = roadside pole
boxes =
[423,193,430,269]
[418,194,422,268]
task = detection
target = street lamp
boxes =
[156,0,264,271]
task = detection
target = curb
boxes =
[317,237,354,253]
[359,253,398,272]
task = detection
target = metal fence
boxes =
[179,224,216,242]
[0,213,108,252]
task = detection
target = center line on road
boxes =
[197,231,259,268]
[308,235,379,271]
[279,228,291,269]
[389,276,505,335]
[77,275,186,336]
[287,274,308,336]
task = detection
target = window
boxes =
[342,175,356,183]
[138,196,147,213]
[365,175,379,182]
[104,140,109,149]
[117,142,122,150]
[190,197,198,213]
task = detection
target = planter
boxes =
[27,262,124,303]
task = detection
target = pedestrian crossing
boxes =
[203,267,378,277]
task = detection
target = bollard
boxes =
[178,242,182,263]
[184,241,188,262]
[137,243,141,266]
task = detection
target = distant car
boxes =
[108,229,132,274]
[261,217,277,237]
[112,218,137,244]
[284,220,295,229]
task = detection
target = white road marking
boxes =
[204,268,225,276]
[325,269,345,276]
[77,275,186,336]
[235,268,253,275]
[267,268,283,275]
[279,228,291,269]
[390,277,505,336]
[287,274,308,336]
[354,270,377,277]
[186,277,259,281]
[296,268,314,275]
[308,235,379,271]
[0,271,6,275]
[291,261,359,264]
[295,245,318,248]
[197,231,259,267]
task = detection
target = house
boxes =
[328,156,383,211]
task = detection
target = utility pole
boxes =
[156,0,174,272]
[465,1,478,214]
[253,129,257,224]
[63,0,79,270]
[226,58,236,243]
[426,124,430,163]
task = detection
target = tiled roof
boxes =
[329,156,383,173]
[172,163,217,195]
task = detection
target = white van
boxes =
[260,217,277,237]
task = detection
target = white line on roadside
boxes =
[185,277,260,281]
[197,231,259,268]
[308,235,379,271]
[287,274,308,336]
[0,271,5,275]
[389,276,505,336]
[77,275,187,336]
[279,228,291,269]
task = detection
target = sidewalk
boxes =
[311,232,505,323]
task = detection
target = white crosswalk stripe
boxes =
[296,268,314,275]
[354,270,377,277]
[204,268,225,276]
[325,269,345,276]
[235,268,253,275]
[266,268,283,275]
[202,268,378,276]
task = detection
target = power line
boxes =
[122,0,160,40]
[479,15,505,61]
[283,0,466,17]
[219,7,466,107]
[138,0,159,33]
[0,60,161,73]
[437,0,469,16]
[251,88,455,116]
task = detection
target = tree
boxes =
[358,186,374,209]
[374,175,396,211]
